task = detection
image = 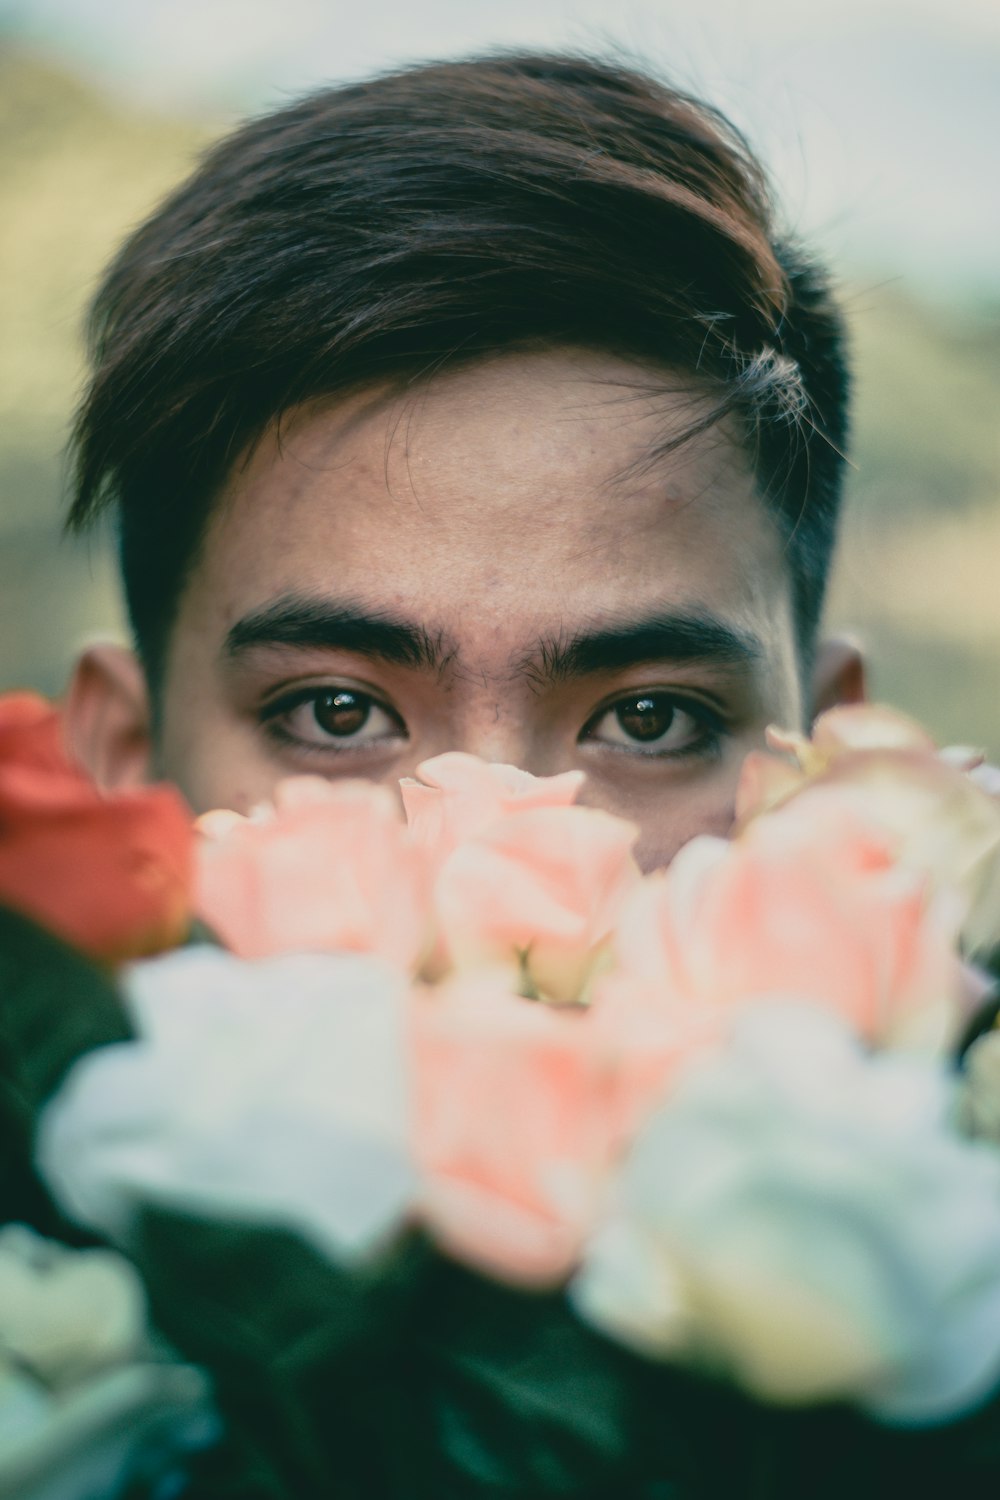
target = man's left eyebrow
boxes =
[527,611,763,684]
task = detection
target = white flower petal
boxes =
[574,1004,1000,1421]
[37,947,417,1262]
[0,1226,146,1388]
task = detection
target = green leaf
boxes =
[134,1207,436,1499]
[408,1259,651,1495]
[132,1210,663,1499]
[0,902,132,1238]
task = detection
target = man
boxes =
[26,56,1000,1500]
[64,51,863,870]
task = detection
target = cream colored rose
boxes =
[572,1005,1000,1423]
[0,1225,146,1389]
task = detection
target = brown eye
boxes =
[263,686,405,751]
[585,692,720,758]
[615,695,675,742]
[312,689,370,737]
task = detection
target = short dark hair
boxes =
[67,51,850,686]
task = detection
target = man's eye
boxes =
[584,694,720,757]
[262,687,404,750]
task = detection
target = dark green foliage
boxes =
[0,903,132,1241]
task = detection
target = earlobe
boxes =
[810,634,868,721]
[64,642,153,790]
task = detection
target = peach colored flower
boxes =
[736,705,1000,958]
[0,692,192,963]
[410,972,657,1284]
[400,752,584,871]
[433,804,640,1003]
[196,775,431,970]
[604,802,964,1053]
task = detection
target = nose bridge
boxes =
[429,658,564,775]
[448,695,545,773]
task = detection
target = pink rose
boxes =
[410,973,655,1284]
[737,706,1000,957]
[604,803,963,1053]
[433,804,640,1003]
[195,776,430,970]
[400,752,584,871]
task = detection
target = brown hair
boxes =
[68,52,849,684]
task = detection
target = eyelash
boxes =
[258,684,406,757]
[257,685,727,764]
[580,692,726,763]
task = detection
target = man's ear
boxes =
[810,634,868,721]
[65,642,153,789]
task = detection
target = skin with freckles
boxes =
[153,346,805,872]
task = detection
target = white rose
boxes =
[37,946,417,1261]
[572,1004,1000,1423]
[0,1225,146,1390]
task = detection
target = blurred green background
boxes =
[1,2,998,752]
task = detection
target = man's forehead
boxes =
[194,347,796,683]
[224,349,752,525]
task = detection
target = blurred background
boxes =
[1,0,998,750]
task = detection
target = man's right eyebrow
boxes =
[223,594,452,673]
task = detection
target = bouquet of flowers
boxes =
[3,689,1000,1499]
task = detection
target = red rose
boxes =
[0,693,193,962]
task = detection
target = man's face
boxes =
[155,347,804,870]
